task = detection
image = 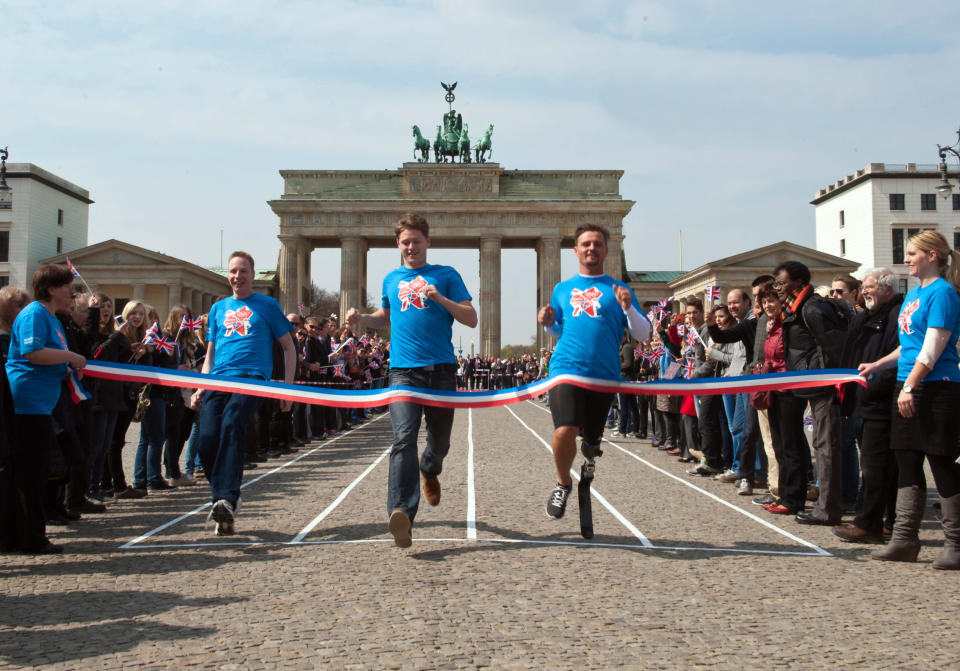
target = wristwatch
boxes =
[902,383,913,393]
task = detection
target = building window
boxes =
[0,276,8,288]
[56,237,63,254]
[840,239,846,256]
[953,194,960,211]
[114,298,129,316]
[899,278,908,295]
[921,194,937,211]
[892,228,922,264]
[57,209,64,226]
[839,210,845,228]
[0,230,8,262]
[890,194,905,210]
[954,231,960,252]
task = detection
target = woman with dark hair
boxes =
[161,304,199,486]
[4,265,86,553]
[0,286,30,550]
[860,231,960,569]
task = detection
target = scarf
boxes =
[782,284,811,319]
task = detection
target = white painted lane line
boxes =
[505,405,653,547]
[466,408,477,540]
[119,414,387,549]
[289,444,392,543]
[522,400,832,557]
[124,536,823,556]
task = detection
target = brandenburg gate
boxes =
[268,86,633,357]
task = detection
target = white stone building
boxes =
[813,162,960,292]
[0,163,92,289]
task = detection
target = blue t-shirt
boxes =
[5,301,70,414]
[207,293,294,380]
[548,274,642,381]
[897,277,960,382]
[381,263,471,368]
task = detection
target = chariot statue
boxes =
[410,82,494,163]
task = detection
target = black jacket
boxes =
[844,295,904,420]
[783,289,849,398]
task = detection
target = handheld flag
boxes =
[683,358,697,379]
[706,286,721,302]
[152,335,175,355]
[64,256,93,294]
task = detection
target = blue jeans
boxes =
[387,366,456,522]
[198,390,263,505]
[88,410,117,494]
[617,391,639,435]
[841,416,862,505]
[133,400,166,487]
[722,393,743,473]
[183,420,202,474]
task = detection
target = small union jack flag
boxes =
[705,286,721,302]
[297,302,305,315]
[144,322,160,344]
[180,316,203,332]
[364,369,373,383]
[65,257,81,278]
[152,335,175,355]
[359,334,370,346]
[368,359,380,370]
[676,324,685,337]
[651,345,666,358]
[683,358,697,379]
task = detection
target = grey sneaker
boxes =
[737,478,753,496]
[687,462,722,477]
[545,483,572,519]
[714,469,740,483]
[752,493,776,506]
[207,499,236,536]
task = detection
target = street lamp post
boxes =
[0,147,10,193]
[935,128,960,200]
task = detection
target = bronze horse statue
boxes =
[412,125,431,162]
[474,124,494,163]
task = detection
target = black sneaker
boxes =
[207,499,236,536]
[545,483,572,519]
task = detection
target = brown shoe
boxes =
[665,448,681,456]
[806,485,820,502]
[833,523,883,544]
[388,508,412,548]
[421,473,441,506]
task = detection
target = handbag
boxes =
[749,364,772,410]
[132,384,152,422]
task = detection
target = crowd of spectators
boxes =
[0,269,388,553]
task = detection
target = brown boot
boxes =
[421,473,441,506]
[872,485,924,563]
[933,494,960,570]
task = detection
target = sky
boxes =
[5,1,960,350]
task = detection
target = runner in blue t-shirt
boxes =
[346,213,476,548]
[858,231,960,568]
[189,251,296,536]
[537,224,649,524]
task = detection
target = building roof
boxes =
[626,270,684,283]
[810,162,960,205]
[5,162,93,204]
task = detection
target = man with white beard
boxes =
[834,268,904,543]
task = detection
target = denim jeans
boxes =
[722,393,743,473]
[198,390,263,506]
[133,400,166,487]
[387,366,456,522]
[183,420,202,474]
[617,391,639,435]
[88,410,117,494]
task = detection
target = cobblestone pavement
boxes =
[2,400,959,669]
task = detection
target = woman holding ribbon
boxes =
[859,231,960,569]
[4,265,86,553]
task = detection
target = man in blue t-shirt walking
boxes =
[347,213,477,548]
[190,251,296,536]
[538,224,649,522]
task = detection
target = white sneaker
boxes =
[714,469,739,483]
[737,478,753,496]
[207,499,236,536]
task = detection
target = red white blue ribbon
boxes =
[81,361,865,410]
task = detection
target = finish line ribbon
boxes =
[81,361,865,410]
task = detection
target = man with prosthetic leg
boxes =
[538,224,650,538]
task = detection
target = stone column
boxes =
[479,236,501,358]
[536,236,562,351]
[339,237,363,320]
[132,282,146,301]
[168,281,182,308]
[279,236,297,314]
[296,239,307,309]
[604,233,624,281]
